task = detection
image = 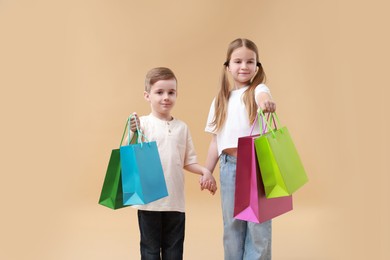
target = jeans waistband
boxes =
[220,152,237,164]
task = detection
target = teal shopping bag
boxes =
[120,116,168,205]
[254,111,308,198]
[98,121,129,210]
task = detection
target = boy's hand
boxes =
[200,170,217,195]
[130,113,140,132]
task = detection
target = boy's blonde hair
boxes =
[211,38,266,132]
[145,67,177,92]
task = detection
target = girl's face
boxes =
[228,46,258,88]
[144,79,177,120]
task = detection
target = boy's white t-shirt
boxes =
[132,114,197,213]
[205,84,271,156]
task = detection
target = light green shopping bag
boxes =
[254,111,308,198]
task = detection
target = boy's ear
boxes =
[144,91,150,101]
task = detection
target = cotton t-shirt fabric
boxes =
[205,84,271,156]
[132,114,198,213]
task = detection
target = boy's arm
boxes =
[184,163,208,176]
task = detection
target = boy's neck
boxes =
[151,111,173,121]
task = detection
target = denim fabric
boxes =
[219,153,272,260]
[138,210,185,260]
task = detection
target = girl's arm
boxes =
[205,134,219,173]
[256,92,276,113]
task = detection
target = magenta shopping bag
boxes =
[234,134,293,223]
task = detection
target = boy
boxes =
[129,67,216,260]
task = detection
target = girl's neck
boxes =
[233,84,248,90]
[233,82,250,90]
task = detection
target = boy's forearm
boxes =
[184,163,206,175]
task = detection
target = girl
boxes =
[204,38,276,260]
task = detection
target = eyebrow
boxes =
[232,58,255,61]
[154,88,176,92]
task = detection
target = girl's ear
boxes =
[144,91,150,101]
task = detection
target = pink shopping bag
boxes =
[234,134,293,223]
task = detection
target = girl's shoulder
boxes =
[255,83,270,94]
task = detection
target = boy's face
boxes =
[144,79,177,119]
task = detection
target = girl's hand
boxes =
[259,99,276,113]
[257,92,276,113]
[130,113,140,132]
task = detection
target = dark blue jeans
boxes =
[137,210,185,260]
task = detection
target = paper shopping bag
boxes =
[120,115,168,205]
[234,135,293,223]
[98,122,129,210]
[254,112,308,198]
[120,141,168,205]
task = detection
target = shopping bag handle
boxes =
[119,119,129,147]
[257,110,282,138]
[125,114,149,146]
[250,110,277,136]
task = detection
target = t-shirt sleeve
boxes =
[205,98,216,133]
[184,127,198,166]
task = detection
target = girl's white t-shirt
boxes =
[205,84,271,156]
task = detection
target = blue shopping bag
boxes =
[120,116,168,205]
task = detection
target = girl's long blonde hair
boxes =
[211,38,266,132]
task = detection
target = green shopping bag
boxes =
[98,121,131,210]
[254,111,308,198]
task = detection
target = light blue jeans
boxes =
[219,153,272,260]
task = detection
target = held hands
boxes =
[130,112,141,132]
[199,169,217,195]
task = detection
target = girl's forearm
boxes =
[205,134,218,173]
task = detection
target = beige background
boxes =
[1,0,389,259]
